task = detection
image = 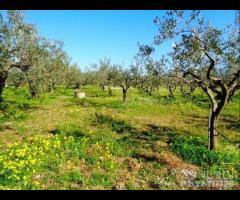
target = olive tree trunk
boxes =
[108,83,112,96]
[0,72,8,102]
[99,84,105,91]
[168,86,174,98]
[206,87,228,150]
[122,88,127,105]
[208,103,218,150]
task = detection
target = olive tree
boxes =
[96,58,116,96]
[0,10,38,101]
[65,63,82,89]
[44,40,70,92]
[136,49,178,98]
[132,51,164,96]
[6,68,25,88]
[94,58,120,96]
[141,59,163,96]
[178,79,198,98]
[24,37,70,97]
[150,10,240,150]
[97,58,111,93]
[163,74,179,98]
[106,65,120,96]
[79,65,99,86]
[113,65,133,105]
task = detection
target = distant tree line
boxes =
[1,11,83,99]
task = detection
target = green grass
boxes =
[0,85,239,190]
[170,135,240,167]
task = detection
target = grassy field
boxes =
[0,86,239,190]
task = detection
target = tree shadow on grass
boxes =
[54,88,74,97]
[226,123,240,132]
[63,97,123,110]
[132,152,158,162]
[49,128,86,138]
[86,91,114,98]
[221,114,240,132]
[95,113,132,134]
[82,98,123,109]
[190,97,209,109]
[94,112,182,141]
[93,113,188,162]
[0,100,43,131]
[1,99,43,112]
[153,93,209,109]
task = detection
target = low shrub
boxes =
[171,135,240,166]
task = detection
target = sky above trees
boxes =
[15,10,237,70]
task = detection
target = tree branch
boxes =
[209,83,222,97]
[228,82,240,102]
[203,86,218,110]
[10,61,31,72]
[183,70,204,86]
[204,51,216,81]
[119,81,125,90]
[178,73,202,87]
[227,70,240,92]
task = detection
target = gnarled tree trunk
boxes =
[206,86,228,150]
[99,83,105,91]
[0,72,8,102]
[208,103,218,150]
[122,88,127,105]
[168,85,175,98]
[108,83,112,96]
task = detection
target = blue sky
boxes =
[17,10,238,70]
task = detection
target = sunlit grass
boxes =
[0,85,239,189]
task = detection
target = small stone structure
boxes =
[79,92,85,99]
[74,89,85,99]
